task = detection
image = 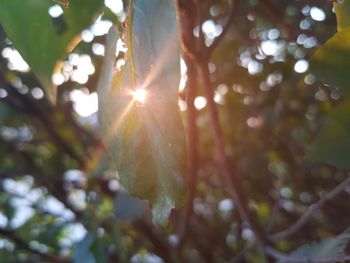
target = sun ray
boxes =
[105,99,134,143]
[89,27,180,175]
[131,88,147,104]
[139,30,179,91]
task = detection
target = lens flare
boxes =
[132,88,147,104]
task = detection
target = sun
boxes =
[132,88,147,104]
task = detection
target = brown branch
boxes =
[0,135,85,223]
[14,92,86,168]
[176,0,269,252]
[230,243,256,263]
[175,0,201,250]
[237,173,349,260]
[266,177,283,233]
[196,60,267,243]
[269,176,350,241]
[178,57,199,248]
[134,218,175,262]
[175,0,201,60]
[63,102,103,150]
[0,170,24,180]
[194,0,206,52]
[205,0,236,58]
[193,0,207,56]
[257,0,298,39]
[265,246,350,263]
[0,76,86,169]
[0,228,69,263]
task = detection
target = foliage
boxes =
[0,0,349,262]
[286,229,350,258]
[308,0,350,169]
[0,0,104,100]
[305,101,350,168]
[98,0,186,226]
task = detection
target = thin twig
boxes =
[194,0,206,52]
[0,170,24,180]
[175,0,201,250]
[176,0,269,251]
[0,228,69,263]
[175,0,201,60]
[0,134,85,224]
[134,218,175,262]
[205,0,236,58]
[266,178,283,233]
[1,83,86,168]
[256,0,298,39]
[269,176,350,241]
[265,246,350,263]
[177,57,199,248]
[230,243,256,263]
[196,60,268,245]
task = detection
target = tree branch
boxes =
[269,176,350,241]
[257,0,298,38]
[176,0,269,251]
[205,0,236,58]
[175,0,200,60]
[2,85,86,168]
[178,57,199,249]
[193,0,206,52]
[0,228,69,263]
[134,218,175,262]
[196,59,269,247]
[230,243,256,263]
[0,134,85,223]
[175,0,201,250]
[265,246,350,263]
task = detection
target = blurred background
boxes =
[0,0,349,262]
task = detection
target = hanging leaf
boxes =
[98,0,187,226]
[73,233,96,263]
[310,26,350,97]
[305,100,350,168]
[73,232,107,263]
[115,191,148,221]
[278,229,350,262]
[309,2,350,168]
[334,0,350,32]
[0,0,104,100]
[310,0,350,94]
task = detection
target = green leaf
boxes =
[73,233,96,263]
[73,232,108,263]
[334,0,350,32]
[91,236,108,263]
[305,100,350,168]
[278,229,350,262]
[0,0,104,100]
[310,26,350,96]
[98,0,187,226]
[115,191,148,221]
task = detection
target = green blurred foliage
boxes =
[0,0,104,100]
[98,0,187,226]
[306,100,350,168]
[0,0,349,262]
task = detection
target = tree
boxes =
[0,0,350,262]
